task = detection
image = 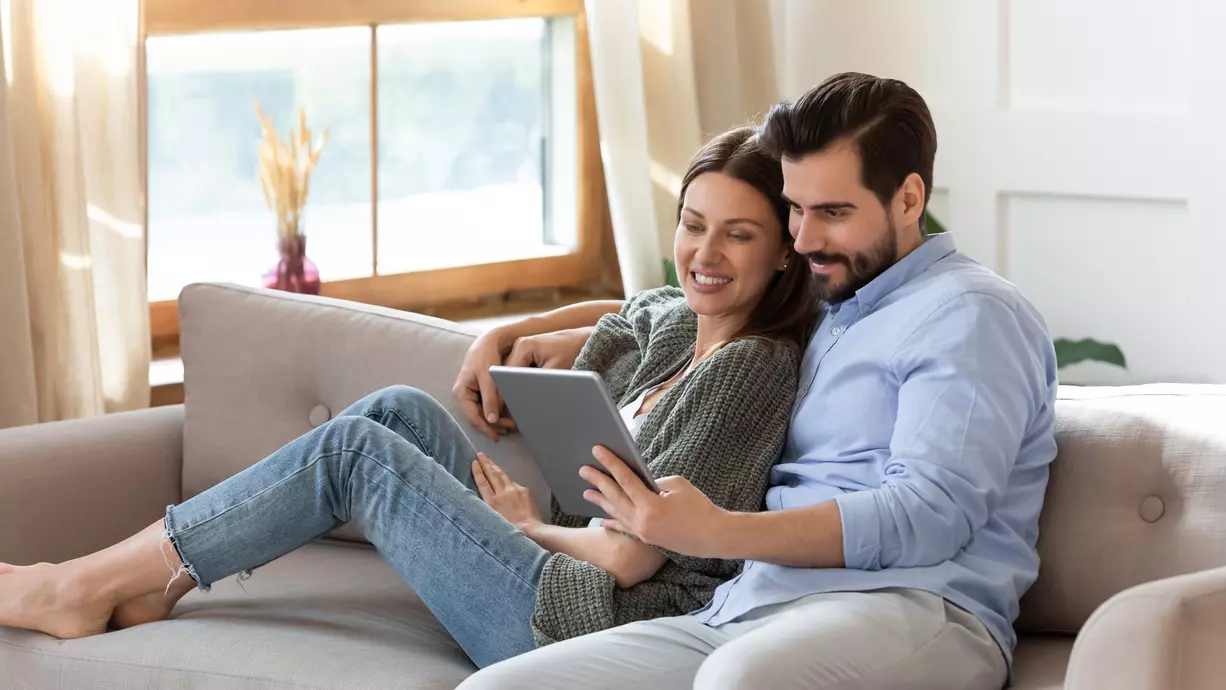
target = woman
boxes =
[0,126,817,669]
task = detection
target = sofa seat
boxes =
[0,542,477,689]
[1012,636,1074,690]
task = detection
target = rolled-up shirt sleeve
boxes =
[834,291,1051,570]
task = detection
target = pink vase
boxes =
[262,234,320,294]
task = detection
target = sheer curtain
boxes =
[0,0,149,429]
[583,0,781,295]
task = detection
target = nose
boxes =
[791,212,827,255]
[692,232,725,266]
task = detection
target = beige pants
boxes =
[458,588,1007,690]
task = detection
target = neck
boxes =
[892,224,927,263]
[694,311,747,362]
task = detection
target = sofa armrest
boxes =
[0,405,183,565]
[1065,565,1226,690]
[177,283,543,514]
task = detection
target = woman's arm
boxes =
[523,523,668,589]
[473,453,666,588]
[454,300,624,441]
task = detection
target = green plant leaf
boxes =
[1054,338,1127,370]
[924,209,946,235]
[663,258,681,288]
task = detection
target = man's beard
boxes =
[806,217,899,304]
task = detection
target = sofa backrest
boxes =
[177,283,547,543]
[1018,385,1226,634]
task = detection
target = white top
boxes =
[618,386,654,435]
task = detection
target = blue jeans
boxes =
[164,385,550,668]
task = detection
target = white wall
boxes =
[768,0,1226,385]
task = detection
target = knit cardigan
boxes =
[529,286,800,646]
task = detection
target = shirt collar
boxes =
[843,232,957,313]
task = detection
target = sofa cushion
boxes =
[0,542,476,689]
[1019,385,1226,633]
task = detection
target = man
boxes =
[454,72,1057,689]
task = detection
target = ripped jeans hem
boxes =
[162,504,209,594]
[163,505,256,596]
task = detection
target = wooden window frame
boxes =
[143,0,612,349]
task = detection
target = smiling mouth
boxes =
[808,259,842,274]
[691,272,732,286]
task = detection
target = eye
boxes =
[684,222,703,233]
[788,203,802,215]
[823,208,844,220]
[729,233,751,242]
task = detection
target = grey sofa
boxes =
[2,282,1225,689]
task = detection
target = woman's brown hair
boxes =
[676,126,819,352]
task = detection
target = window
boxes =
[143,0,607,342]
[147,27,374,299]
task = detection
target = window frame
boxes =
[142,0,612,349]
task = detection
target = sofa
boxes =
[1,282,1224,689]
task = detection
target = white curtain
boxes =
[0,0,149,428]
[584,0,782,295]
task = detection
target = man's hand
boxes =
[580,446,730,559]
[473,453,544,531]
[504,327,591,370]
[453,329,517,442]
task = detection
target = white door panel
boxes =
[772,0,1226,383]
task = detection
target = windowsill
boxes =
[149,357,185,388]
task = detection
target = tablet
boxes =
[488,366,659,518]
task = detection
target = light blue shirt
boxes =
[690,233,1058,671]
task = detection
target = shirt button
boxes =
[798,386,809,397]
[787,477,801,488]
[831,326,843,336]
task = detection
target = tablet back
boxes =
[488,366,657,518]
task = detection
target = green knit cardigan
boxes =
[529,287,800,645]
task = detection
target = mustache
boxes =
[804,252,849,266]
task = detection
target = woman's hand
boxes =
[453,326,593,443]
[453,328,517,443]
[504,328,592,371]
[473,453,543,531]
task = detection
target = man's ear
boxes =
[896,172,926,229]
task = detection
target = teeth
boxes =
[693,273,732,286]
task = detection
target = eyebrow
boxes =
[781,195,858,212]
[682,208,766,228]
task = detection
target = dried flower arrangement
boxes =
[255,102,328,239]
[255,102,328,294]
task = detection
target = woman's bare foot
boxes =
[110,575,193,629]
[0,562,114,639]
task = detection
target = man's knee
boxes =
[693,647,766,690]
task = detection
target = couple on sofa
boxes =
[0,72,1057,690]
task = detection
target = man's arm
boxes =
[498,300,626,346]
[585,292,1055,569]
[454,299,624,440]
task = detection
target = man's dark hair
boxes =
[760,72,937,228]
